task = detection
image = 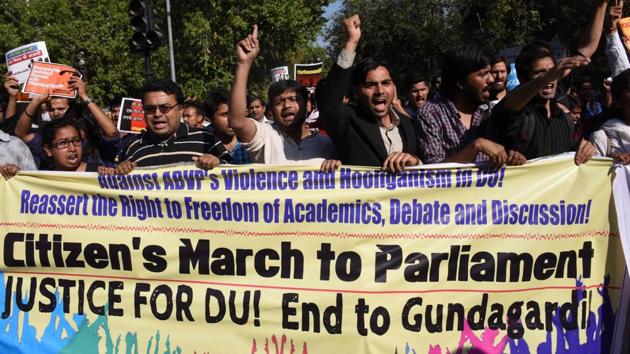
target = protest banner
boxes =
[117,98,146,134]
[22,61,80,99]
[271,66,290,82]
[294,62,323,91]
[5,42,51,102]
[0,156,627,353]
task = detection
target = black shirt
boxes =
[492,99,576,160]
[525,102,575,159]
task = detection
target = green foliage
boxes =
[0,0,331,104]
[325,0,629,91]
[170,0,331,99]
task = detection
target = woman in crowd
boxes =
[42,117,103,172]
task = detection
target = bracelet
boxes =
[84,97,93,105]
[24,110,34,118]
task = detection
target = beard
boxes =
[463,84,490,106]
[491,81,506,93]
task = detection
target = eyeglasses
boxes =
[51,136,82,149]
[144,103,179,115]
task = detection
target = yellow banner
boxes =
[0,156,624,353]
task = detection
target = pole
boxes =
[166,0,176,82]
[144,50,153,82]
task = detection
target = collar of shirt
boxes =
[0,130,10,142]
[381,108,401,130]
[271,122,321,140]
[530,99,564,119]
[433,92,491,128]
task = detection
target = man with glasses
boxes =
[113,80,231,175]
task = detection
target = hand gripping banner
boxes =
[0,156,627,353]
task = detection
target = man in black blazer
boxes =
[316,15,421,172]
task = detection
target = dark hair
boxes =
[577,79,593,90]
[440,46,494,98]
[406,74,429,91]
[268,80,308,105]
[515,41,554,83]
[183,100,206,117]
[492,55,512,75]
[204,90,228,117]
[109,96,124,111]
[248,96,266,108]
[141,79,184,104]
[611,69,630,104]
[351,57,395,88]
[41,117,82,147]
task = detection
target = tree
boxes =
[170,0,331,99]
[0,0,332,104]
[0,1,159,103]
[325,0,626,91]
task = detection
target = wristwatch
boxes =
[84,97,93,105]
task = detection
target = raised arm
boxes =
[576,0,609,59]
[15,94,49,143]
[228,25,259,144]
[500,56,590,113]
[605,1,630,77]
[69,76,118,138]
[316,15,361,139]
[3,72,19,125]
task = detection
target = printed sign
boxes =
[5,41,50,85]
[294,62,324,90]
[117,98,146,134]
[271,66,290,82]
[22,61,80,98]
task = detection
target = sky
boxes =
[317,0,343,47]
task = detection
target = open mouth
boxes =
[542,83,555,95]
[153,121,167,130]
[67,153,79,164]
[281,111,296,121]
[372,98,388,112]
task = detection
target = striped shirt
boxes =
[121,123,231,167]
[415,93,492,163]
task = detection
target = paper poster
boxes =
[117,98,146,134]
[22,61,80,99]
[5,41,50,85]
[271,66,290,82]
[294,62,324,90]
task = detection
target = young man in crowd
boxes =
[228,25,338,170]
[248,96,268,123]
[317,15,420,172]
[404,75,430,116]
[490,55,510,102]
[415,46,523,166]
[489,0,610,165]
[112,80,231,174]
[182,100,206,129]
[491,43,595,164]
[206,90,251,164]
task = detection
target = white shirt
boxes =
[242,119,336,165]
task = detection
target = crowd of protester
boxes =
[2,1,630,180]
